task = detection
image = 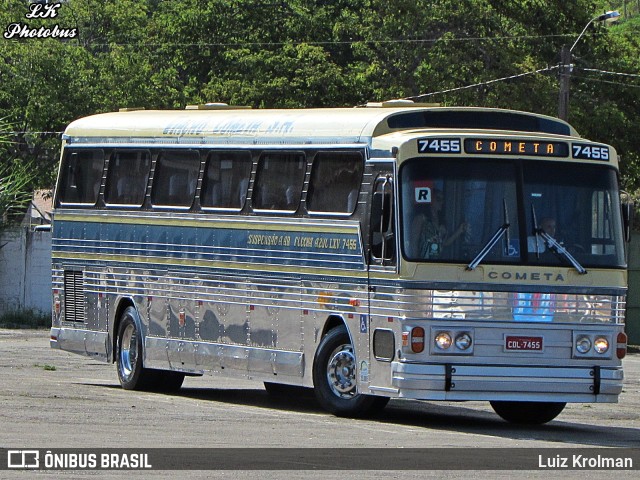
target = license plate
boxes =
[505,335,543,351]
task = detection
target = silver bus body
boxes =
[50,105,628,423]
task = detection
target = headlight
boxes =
[435,332,452,350]
[455,333,472,350]
[594,337,609,354]
[576,336,592,354]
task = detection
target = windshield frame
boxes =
[398,157,626,269]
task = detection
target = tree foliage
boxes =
[0,0,639,193]
[0,117,34,229]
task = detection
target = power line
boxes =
[571,75,640,89]
[4,131,63,135]
[42,33,587,49]
[576,67,640,79]
[405,65,559,101]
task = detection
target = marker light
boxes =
[455,333,472,350]
[617,332,627,359]
[593,337,609,354]
[435,332,452,350]
[576,336,592,354]
[410,327,425,353]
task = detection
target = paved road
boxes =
[0,328,638,478]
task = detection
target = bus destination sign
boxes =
[464,138,569,157]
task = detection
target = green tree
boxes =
[0,0,639,196]
[0,119,34,230]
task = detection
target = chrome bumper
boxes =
[391,362,623,402]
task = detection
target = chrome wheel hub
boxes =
[119,324,137,380]
[327,344,356,398]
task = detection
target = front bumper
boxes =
[391,362,623,402]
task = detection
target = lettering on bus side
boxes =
[487,271,566,282]
[246,233,359,251]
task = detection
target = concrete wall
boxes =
[0,227,51,315]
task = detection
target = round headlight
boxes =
[455,333,472,350]
[594,337,609,354]
[435,332,452,350]
[576,336,592,354]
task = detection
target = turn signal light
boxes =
[411,327,425,353]
[617,332,627,359]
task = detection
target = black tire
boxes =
[153,370,186,392]
[116,307,185,392]
[490,401,566,424]
[312,326,389,417]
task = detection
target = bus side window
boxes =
[201,151,252,210]
[104,150,151,206]
[151,150,200,207]
[57,149,104,205]
[252,152,305,212]
[307,151,364,214]
[370,175,395,264]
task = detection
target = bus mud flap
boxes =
[445,364,453,391]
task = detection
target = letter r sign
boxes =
[415,187,432,203]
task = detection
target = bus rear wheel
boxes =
[312,326,388,417]
[490,401,566,424]
[116,307,184,392]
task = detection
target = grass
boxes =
[0,309,50,329]
[34,363,56,371]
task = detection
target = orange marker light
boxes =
[411,327,425,353]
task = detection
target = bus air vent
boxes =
[63,270,85,323]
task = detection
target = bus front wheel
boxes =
[116,307,184,392]
[490,401,566,424]
[312,326,388,417]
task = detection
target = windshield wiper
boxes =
[467,199,510,271]
[531,204,587,275]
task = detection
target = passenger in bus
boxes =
[238,177,249,208]
[528,217,561,252]
[285,185,299,210]
[336,165,361,213]
[413,190,469,259]
[167,172,196,205]
[116,175,145,204]
[540,217,557,237]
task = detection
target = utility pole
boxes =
[557,11,620,122]
[558,45,571,121]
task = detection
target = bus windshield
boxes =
[400,158,625,269]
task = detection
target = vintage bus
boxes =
[50,102,630,424]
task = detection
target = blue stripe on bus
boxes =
[52,220,366,271]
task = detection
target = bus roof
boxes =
[63,106,578,145]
